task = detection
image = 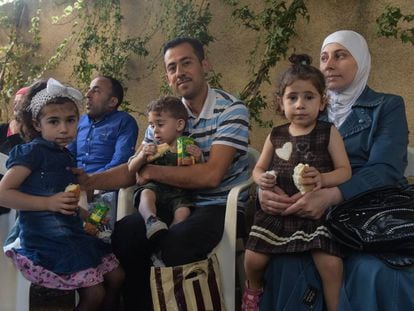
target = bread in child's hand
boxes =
[292,163,314,194]
[147,143,170,162]
[65,183,81,200]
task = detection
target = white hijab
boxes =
[321,30,371,128]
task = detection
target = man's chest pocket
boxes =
[95,128,117,144]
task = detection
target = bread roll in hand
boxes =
[292,163,315,194]
[65,183,81,200]
[147,143,170,162]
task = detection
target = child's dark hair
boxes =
[277,53,326,97]
[147,96,188,122]
[17,79,80,141]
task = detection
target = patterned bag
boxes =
[326,185,414,254]
[150,254,226,311]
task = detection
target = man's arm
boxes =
[74,163,136,191]
[139,144,236,189]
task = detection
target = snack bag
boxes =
[84,202,111,242]
[177,136,196,166]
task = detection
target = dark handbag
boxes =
[326,185,414,256]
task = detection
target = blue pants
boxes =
[260,253,414,311]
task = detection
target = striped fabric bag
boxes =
[150,254,226,311]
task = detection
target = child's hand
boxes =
[47,192,79,215]
[301,166,322,191]
[84,222,99,236]
[258,171,277,190]
[128,150,147,172]
[186,144,203,163]
[142,143,157,157]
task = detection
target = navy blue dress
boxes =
[7,137,112,274]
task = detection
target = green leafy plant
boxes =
[0,1,42,119]
[156,0,222,93]
[225,0,309,127]
[52,0,150,111]
[377,6,414,45]
[0,1,78,121]
[0,0,309,124]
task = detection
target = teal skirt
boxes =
[261,253,414,310]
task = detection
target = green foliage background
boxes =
[0,0,412,128]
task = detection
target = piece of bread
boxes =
[65,183,81,200]
[292,163,314,194]
[147,143,170,162]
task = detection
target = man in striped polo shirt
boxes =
[81,37,250,310]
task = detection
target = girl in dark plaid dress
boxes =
[242,54,352,311]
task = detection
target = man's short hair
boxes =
[102,76,124,107]
[163,37,205,62]
[147,96,188,122]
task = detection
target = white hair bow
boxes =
[29,78,83,118]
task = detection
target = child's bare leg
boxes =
[244,249,270,289]
[101,266,125,311]
[77,283,105,311]
[138,189,157,221]
[312,250,343,311]
[139,189,167,240]
[171,206,191,226]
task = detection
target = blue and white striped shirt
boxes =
[143,87,250,207]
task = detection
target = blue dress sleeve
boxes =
[6,143,42,171]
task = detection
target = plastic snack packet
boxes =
[177,136,196,166]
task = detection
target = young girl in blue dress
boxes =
[0,78,124,311]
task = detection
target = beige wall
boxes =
[4,0,414,149]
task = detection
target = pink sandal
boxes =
[242,285,263,311]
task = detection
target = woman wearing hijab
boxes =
[258,30,412,310]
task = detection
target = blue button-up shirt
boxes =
[68,110,138,173]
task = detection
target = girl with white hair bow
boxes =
[259,30,411,310]
[0,78,125,311]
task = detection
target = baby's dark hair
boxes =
[277,53,326,97]
[147,96,188,122]
[17,79,79,141]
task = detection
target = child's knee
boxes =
[105,266,125,289]
[141,189,156,200]
[244,250,269,272]
[315,254,343,279]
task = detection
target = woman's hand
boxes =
[259,186,297,215]
[46,192,79,216]
[282,187,343,219]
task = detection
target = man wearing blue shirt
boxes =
[68,76,138,173]
[68,76,138,227]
